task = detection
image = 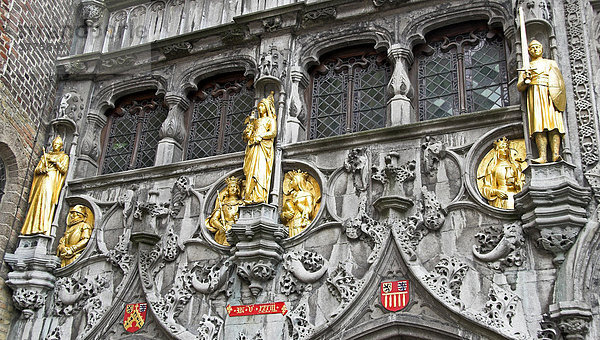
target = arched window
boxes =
[186,74,254,160]
[0,158,5,202]
[415,23,509,121]
[308,46,391,139]
[101,92,168,174]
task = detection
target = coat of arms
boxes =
[380,280,409,312]
[123,302,147,333]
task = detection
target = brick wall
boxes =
[0,0,77,338]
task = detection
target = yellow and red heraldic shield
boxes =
[381,280,409,312]
[123,303,147,333]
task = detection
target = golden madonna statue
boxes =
[206,176,244,246]
[517,40,566,163]
[477,137,526,210]
[281,170,321,237]
[21,135,69,235]
[242,91,277,204]
[56,205,94,267]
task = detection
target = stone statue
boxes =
[517,40,566,164]
[206,176,244,246]
[56,205,94,267]
[281,170,320,237]
[21,135,70,235]
[478,137,525,209]
[242,91,277,204]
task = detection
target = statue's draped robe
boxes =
[282,190,315,237]
[518,58,566,136]
[481,157,523,209]
[21,152,69,235]
[243,116,277,203]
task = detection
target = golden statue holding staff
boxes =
[517,8,566,164]
[21,135,69,235]
[242,91,277,204]
[281,170,321,237]
[206,176,244,246]
[56,205,94,267]
[477,138,526,209]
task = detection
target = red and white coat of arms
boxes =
[380,280,409,312]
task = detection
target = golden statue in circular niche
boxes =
[477,137,527,210]
[56,204,94,267]
[281,170,321,238]
[206,176,245,246]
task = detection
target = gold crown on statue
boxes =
[224,176,242,187]
[493,137,509,149]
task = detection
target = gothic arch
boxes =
[178,54,257,94]
[91,75,169,114]
[401,1,512,48]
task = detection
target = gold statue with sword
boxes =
[517,7,567,164]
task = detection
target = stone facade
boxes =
[3,0,600,339]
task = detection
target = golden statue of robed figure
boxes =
[21,135,69,235]
[242,91,277,204]
[57,205,94,267]
[281,170,320,237]
[517,40,566,164]
[206,176,244,246]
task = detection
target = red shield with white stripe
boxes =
[380,280,409,312]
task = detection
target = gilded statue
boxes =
[206,176,244,246]
[477,137,526,209]
[56,205,94,267]
[21,135,69,235]
[242,91,277,204]
[281,170,321,237]
[517,40,566,163]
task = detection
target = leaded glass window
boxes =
[186,75,254,160]
[101,93,168,174]
[417,26,509,121]
[308,49,390,140]
[0,158,5,202]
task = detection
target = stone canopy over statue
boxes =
[517,40,567,164]
[20,135,69,235]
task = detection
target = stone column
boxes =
[386,44,414,126]
[77,110,107,177]
[80,1,108,54]
[156,93,189,166]
[285,66,308,144]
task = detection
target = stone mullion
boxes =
[77,110,107,177]
[156,93,189,166]
[387,44,414,126]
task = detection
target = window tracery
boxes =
[415,24,509,121]
[308,47,390,139]
[186,74,254,160]
[101,92,168,174]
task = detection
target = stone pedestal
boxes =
[514,162,591,265]
[228,204,288,296]
[155,137,183,166]
[4,234,60,339]
[373,195,413,220]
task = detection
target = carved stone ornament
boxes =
[303,7,336,22]
[326,262,365,317]
[12,288,46,317]
[286,293,315,340]
[421,136,446,180]
[108,231,132,273]
[197,314,223,340]
[473,221,525,271]
[280,250,328,296]
[53,275,108,317]
[483,284,519,329]
[237,260,277,296]
[190,259,232,295]
[257,45,288,81]
[422,256,468,310]
[343,198,388,264]
[101,55,136,69]
[344,147,369,191]
[391,186,446,260]
[516,0,553,22]
[152,266,194,326]
[262,16,282,32]
[161,42,193,57]
[372,153,416,187]
[80,1,105,26]
[57,91,85,122]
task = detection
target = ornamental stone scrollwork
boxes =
[371,153,416,196]
[53,275,108,317]
[152,266,194,327]
[537,313,560,340]
[483,284,519,329]
[162,226,181,262]
[237,330,265,340]
[286,293,314,340]
[258,45,288,81]
[237,260,277,296]
[344,147,369,192]
[326,262,365,318]
[80,1,105,26]
[161,42,193,58]
[563,0,600,169]
[190,259,232,295]
[303,7,336,22]
[57,91,85,122]
[343,198,387,264]
[262,16,282,32]
[12,288,46,317]
[197,314,223,340]
[170,176,191,217]
[422,256,468,310]
[473,221,525,271]
[108,231,132,273]
[373,0,409,7]
[280,250,328,296]
[100,55,136,70]
[421,136,446,181]
[391,186,446,261]
[45,327,62,340]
